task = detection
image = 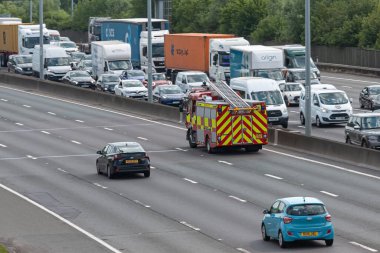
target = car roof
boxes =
[365,85,380,88]
[278,197,324,205]
[121,79,141,83]
[179,71,207,75]
[350,112,380,117]
[110,142,143,148]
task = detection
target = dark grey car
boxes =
[62,70,96,89]
[345,112,380,149]
[96,74,120,93]
[359,85,380,110]
[7,55,33,75]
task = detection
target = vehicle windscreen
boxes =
[287,204,326,216]
[286,84,302,91]
[128,71,144,77]
[103,75,119,82]
[15,56,32,64]
[61,42,76,48]
[257,70,284,81]
[83,61,92,67]
[187,74,208,83]
[46,57,70,66]
[152,73,166,81]
[24,36,50,48]
[152,43,164,57]
[71,71,90,77]
[219,52,230,67]
[49,35,60,42]
[319,92,349,105]
[71,53,85,61]
[293,56,317,68]
[124,81,143,88]
[108,60,132,71]
[161,86,182,94]
[251,90,284,105]
[369,87,380,95]
[362,116,380,129]
[293,70,317,80]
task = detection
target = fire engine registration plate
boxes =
[125,160,138,164]
[256,133,263,139]
[268,117,278,122]
[301,232,318,237]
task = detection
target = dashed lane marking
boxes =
[183,178,198,184]
[75,120,84,123]
[264,174,283,180]
[104,128,113,131]
[229,195,247,203]
[133,200,151,208]
[180,221,200,231]
[218,160,233,165]
[71,140,81,145]
[41,131,50,135]
[15,123,23,126]
[93,183,107,189]
[0,144,7,148]
[349,242,378,252]
[137,137,148,140]
[47,112,56,115]
[320,191,339,197]
[23,104,31,108]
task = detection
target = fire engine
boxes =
[183,80,268,153]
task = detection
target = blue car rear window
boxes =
[287,204,326,216]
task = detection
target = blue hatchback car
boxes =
[262,197,334,248]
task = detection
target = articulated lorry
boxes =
[0,23,50,66]
[230,45,285,85]
[100,18,169,72]
[164,33,249,82]
[91,40,132,80]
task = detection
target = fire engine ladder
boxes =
[209,80,250,108]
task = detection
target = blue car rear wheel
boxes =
[278,231,288,248]
[325,239,333,246]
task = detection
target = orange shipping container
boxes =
[164,33,234,73]
[0,24,19,53]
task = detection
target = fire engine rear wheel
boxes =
[188,130,197,148]
[206,137,215,154]
[246,146,259,152]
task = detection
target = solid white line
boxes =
[71,140,81,144]
[183,178,198,184]
[15,123,23,126]
[236,248,251,253]
[175,147,187,151]
[0,98,8,101]
[104,127,113,131]
[320,191,339,197]
[323,75,380,84]
[137,137,148,140]
[57,168,67,173]
[41,131,50,135]
[47,112,56,115]
[264,174,283,180]
[0,183,123,253]
[229,195,247,203]
[26,155,37,160]
[134,200,151,208]
[218,160,233,165]
[349,242,378,252]
[0,144,7,148]
[180,221,200,231]
[264,148,380,180]
[75,120,84,123]
[23,104,31,108]
[93,183,107,189]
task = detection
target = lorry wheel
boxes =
[187,129,197,148]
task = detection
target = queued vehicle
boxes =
[279,82,304,106]
[76,59,93,75]
[7,54,33,75]
[120,69,145,83]
[59,36,71,41]
[96,142,150,178]
[62,70,96,89]
[359,85,380,110]
[143,72,172,88]
[56,41,78,54]
[372,95,380,110]
[262,197,334,248]
[284,68,320,86]
[152,85,185,106]
[345,112,380,149]
[115,79,148,99]
[69,52,85,69]
[82,54,92,60]
[96,73,120,93]
[175,71,211,93]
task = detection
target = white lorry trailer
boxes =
[91,40,132,80]
[32,45,71,80]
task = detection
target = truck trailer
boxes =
[164,33,248,82]
[100,18,169,72]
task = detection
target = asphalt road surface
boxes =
[0,79,379,253]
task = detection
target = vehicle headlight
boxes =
[282,108,288,115]
[162,95,168,99]
[91,80,95,84]
[73,81,78,84]
[321,107,330,113]
[368,136,378,141]
[15,67,23,71]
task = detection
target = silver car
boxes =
[345,112,380,149]
[7,55,33,75]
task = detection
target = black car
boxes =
[7,54,33,75]
[359,85,380,110]
[96,74,120,93]
[345,112,380,149]
[96,142,150,179]
[62,70,96,89]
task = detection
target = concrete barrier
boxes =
[1,72,379,170]
[317,62,380,77]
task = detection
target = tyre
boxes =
[360,101,364,109]
[300,112,305,125]
[284,96,290,107]
[246,146,259,152]
[278,231,288,248]
[261,225,270,241]
[282,122,288,129]
[316,116,323,128]
[206,137,214,154]
[187,129,197,148]
[325,239,334,246]
[370,102,374,111]
[96,163,101,175]
[345,136,351,144]
[107,165,114,179]
[361,140,369,148]
[144,171,150,178]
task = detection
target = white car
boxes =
[279,82,304,106]
[175,71,211,93]
[115,80,148,99]
[57,41,78,53]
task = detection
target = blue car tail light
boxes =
[283,216,293,224]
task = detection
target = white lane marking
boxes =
[15,123,23,126]
[298,126,305,128]
[134,200,151,208]
[57,168,67,173]
[26,155,37,160]
[290,111,299,113]
[175,147,187,151]
[71,140,81,144]
[323,75,380,84]
[265,174,283,180]
[237,248,251,253]
[180,221,200,231]
[104,127,113,131]
[183,178,198,184]
[229,195,247,203]
[264,148,380,180]
[41,131,50,135]
[0,98,8,102]
[47,112,56,115]
[93,183,107,189]
[0,183,123,253]
[349,242,378,252]
[150,166,156,169]
[23,104,31,108]
[218,160,233,165]
[75,120,84,123]
[137,137,148,140]
[342,85,352,89]
[320,191,339,197]
[0,144,7,148]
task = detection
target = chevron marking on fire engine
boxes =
[233,116,242,144]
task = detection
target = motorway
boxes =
[0,73,379,253]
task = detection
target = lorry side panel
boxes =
[0,24,18,53]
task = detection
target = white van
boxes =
[32,45,71,81]
[230,77,289,128]
[175,71,211,93]
[299,84,353,127]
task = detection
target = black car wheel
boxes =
[325,239,334,247]
[316,116,323,127]
[107,165,114,179]
[345,136,351,144]
[144,171,150,178]
[361,140,369,148]
[300,112,305,125]
[278,231,287,248]
[96,163,101,175]
[261,224,270,241]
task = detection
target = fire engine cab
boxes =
[183,80,268,153]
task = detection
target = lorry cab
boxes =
[18,24,50,55]
[299,84,353,127]
[230,77,289,128]
[140,30,169,73]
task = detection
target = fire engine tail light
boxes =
[283,216,293,224]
